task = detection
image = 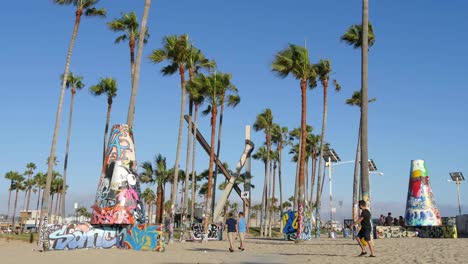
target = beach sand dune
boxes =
[1,237,467,264]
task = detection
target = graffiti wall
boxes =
[405,160,442,226]
[41,223,166,251]
[376,226,456,239]
[123,224,165,251]
[191,223,221,241]
[92,124,145,225]
[42,223,126,250]
[282,211,312,241]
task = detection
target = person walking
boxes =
[225,212,237,252]
[353,200,376,257]
[237,212,247,251]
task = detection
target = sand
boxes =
[1,236,467,264]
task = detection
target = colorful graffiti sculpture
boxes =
[123,224,165,251]
[405,160,442,227]
[376,225,457,239]
[282,211,312,241]
[91,124,145,225]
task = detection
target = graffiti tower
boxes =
[91,124,145,225]
[405,159,442,226]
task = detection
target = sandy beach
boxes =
[1,236,467,264]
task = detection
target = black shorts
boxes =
[358,228,371,242]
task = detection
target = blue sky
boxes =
[1,0,467,220]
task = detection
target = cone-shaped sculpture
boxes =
[405,160,442,226]
[91,124,145,225]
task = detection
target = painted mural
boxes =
[405,160,442,226]
[376,225,457,239]
[123,224,165,251]
[282,211,312,241]
[191,223,221,241]
[91,124,145,225]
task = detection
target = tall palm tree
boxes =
[34,172,46,228]
[42,1,105,240]
[272,44,317,241]
[149,34,191,242]
[126,0,151,127]
[21,178,36,233]
[108,12,150,82]
[183,46,215,236]
[253,109,274,237]
[187,72,237,234]
[252,145,269,237]
[272,125,289,232]
[4,171,18,221]
[314,59,341,238]
[341,6,375,208]
[268,150,279,237]
[61,72,84,222]
[346,90,376,221]
[211,77,240,216]
[308,133,320,207]
[141,188,156,224]
[22,163,36,210]
[10,172,24,231]
[89,77,118,164]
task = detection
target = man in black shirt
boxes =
[225,212,237,252]
[353,200,376,257]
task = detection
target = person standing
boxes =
[237,212,247,251]
[225,212,237,252]
[353,200,376,257]
[385,212,393,226]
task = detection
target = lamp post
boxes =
[323,148,341,238]
[449,172,464,215]
[74,203,78,223]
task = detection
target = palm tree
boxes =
[346,90,376,221]
[22,163,36,210]
[108,12,150,82]
[341,3,374,208]
[33,172,46,228]
[268,150,279,237]
[61,72,84,222]
[183,46,215,236]
[4,171,18,222]
[149,34,191,242]
[42,1,105,240]
[76,206,88,222]
[21,178,36,233]
[252,145,269,237]
[186,72,237,234]
[211,76,240,216]
[272,125,288,219]
[314,59,341,238]
[253,109,274,236]
[141,188,156,224]
[89,77,118,164]
[272,44,317,241]
[126,0,151,127]
[10,172,24,231]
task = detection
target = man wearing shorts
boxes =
[353,200,376,257]
[237,212,246,251]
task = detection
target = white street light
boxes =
[323,148,340,239]
[449,172,464,215]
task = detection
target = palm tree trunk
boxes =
[259,161,267,237]
[147,203,151,223]
[353,119,362,222]
[190,104,199,225]
[269,161,277,237]
[12,189,20,232]
[212,100,225,218]
[294,137,302,211]
[103,99,113,164]
[360,0,371,207]
[34,189,42,228]
[22,189,28,210]
[309,153,317,206]
[266,158,273,236]
[41,9,83,240]
[296,80,308,241]
[7,185,12,221]
[49,194,54,219]
[156,183,163,224]
[169,66,186,243]
[23,188,32,233]
[305,158,309,206]
[315,80,329,239]
[278,145,284,230]
[204,106,218,236]
[129,38,135,82]
[54,193,61,222]
[182,100,194,241]
[126,0,151,127]
[62,90,76,222]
